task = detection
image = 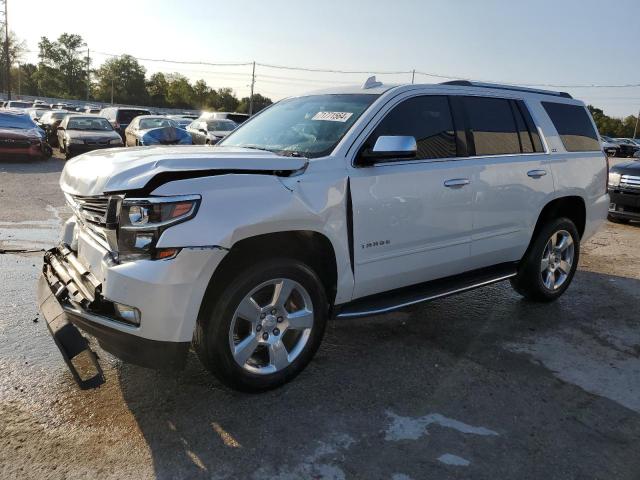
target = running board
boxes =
[335,263,518,319]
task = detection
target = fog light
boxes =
[113,303,141,326]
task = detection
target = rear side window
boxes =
[369,95,457,160]
[542,102,600,152]
[464,97,520,156]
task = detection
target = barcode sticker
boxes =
[311,111,353,122]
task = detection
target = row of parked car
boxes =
[0,100,250,160]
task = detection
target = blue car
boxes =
[123,116,193,147]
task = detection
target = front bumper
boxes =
[67,143,120,155]
[38,245,191,373]
[609,188,640,220]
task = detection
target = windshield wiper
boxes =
[277,150,304,157]
[238,145,276,153]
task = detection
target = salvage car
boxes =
[0,110,51,160]
[198,111,249,124]
[187,118,237,145]
[124,115,192,146]
[36,110,69,147]
[608,155,640,223]
[99,107,152,140]
[38,79,608,392]
[601,135,620,157]
[57,115,124,159]
[613,138,640,157]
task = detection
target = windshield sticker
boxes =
[311,111,353,122]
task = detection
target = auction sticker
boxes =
[312,111,353,122]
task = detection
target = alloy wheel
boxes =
[540,230,575,290]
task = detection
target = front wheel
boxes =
[194,258,328,392]
[510,217,580,302]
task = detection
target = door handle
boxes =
[444,178,470,188]
[527,169,547,178]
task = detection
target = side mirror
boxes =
[358,136,417,165]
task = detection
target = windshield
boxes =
[67,117,114,131]
[220,94,379,157]
[207,120,237,132]
[0,113,37,129]
[7,101,32,109]
[139,118,177,129]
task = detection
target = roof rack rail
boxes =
[440,80,572,99]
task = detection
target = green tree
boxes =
[237,93,273,114]
[191,79,210,108]
[211,87,239,112]
[12,63,39,96]
[0,28,27,94]
[588,105,638,138]
[94,55,148,105]
[36,33,87,98]
[165,73,194,108]
[146,72,168,107]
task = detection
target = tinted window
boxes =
[117,109,151,124]
[512,102,533,153]
[464,97,520,156]
[369,95,456,160]
[542,102,600,152]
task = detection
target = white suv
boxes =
[38,79,609,391]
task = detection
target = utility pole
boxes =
[634,108,640,140]
[110,76,114,104]
[411,69,415,84]
[16,61,19,96]
[86,47,90,101]
[3,0,10,100]
[248,61,255,116]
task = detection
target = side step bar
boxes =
[335,263,518,319]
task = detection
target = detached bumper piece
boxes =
[39,246,105,389]
[38,245,190,386]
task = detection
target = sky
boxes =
[8,0,640,117]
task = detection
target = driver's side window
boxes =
[366,95,457,160]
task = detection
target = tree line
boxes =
[0,31,273,112]
[588,106,638,138]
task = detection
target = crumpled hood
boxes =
[0,127,40,140]
[66,129,121,141]
[60,146,308,196]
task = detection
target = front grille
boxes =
[69,194,109,226]
[85,139,110,146]
[159,139,180,145]
[620,175,640,190]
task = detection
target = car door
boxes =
[125,119,137,146]
[349,94,477,299]
[461,95,554,269]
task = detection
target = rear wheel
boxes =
[194,258,328,392]
[510,217,580,302]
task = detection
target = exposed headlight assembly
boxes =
[117,195,200,262]
[608,172,621,188]
[68,138,84,144]
[109,138,123,145]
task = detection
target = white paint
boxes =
[438,454,470,467]
[385,411,499,441]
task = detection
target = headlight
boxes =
[608,172,621,188]
[117,195,200,262]
[109,138,122,145]
[68,138,84,144]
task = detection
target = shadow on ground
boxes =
[117,270,640,480]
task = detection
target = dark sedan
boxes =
[0,110,51,160]
[187,119,237,145]
[57,115,124,159]
[608,156,640,223]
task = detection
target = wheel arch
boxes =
[199,230,340,319]
[532,195,586,242]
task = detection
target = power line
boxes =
[92,50,253,67]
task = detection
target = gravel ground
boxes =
[1,156,639,480]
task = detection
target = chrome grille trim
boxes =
[620,175,640,189]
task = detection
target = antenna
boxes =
[362,76,382,90]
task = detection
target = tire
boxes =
[510,217,580,302]
[194,258,328,392]
[608,214,629,224]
